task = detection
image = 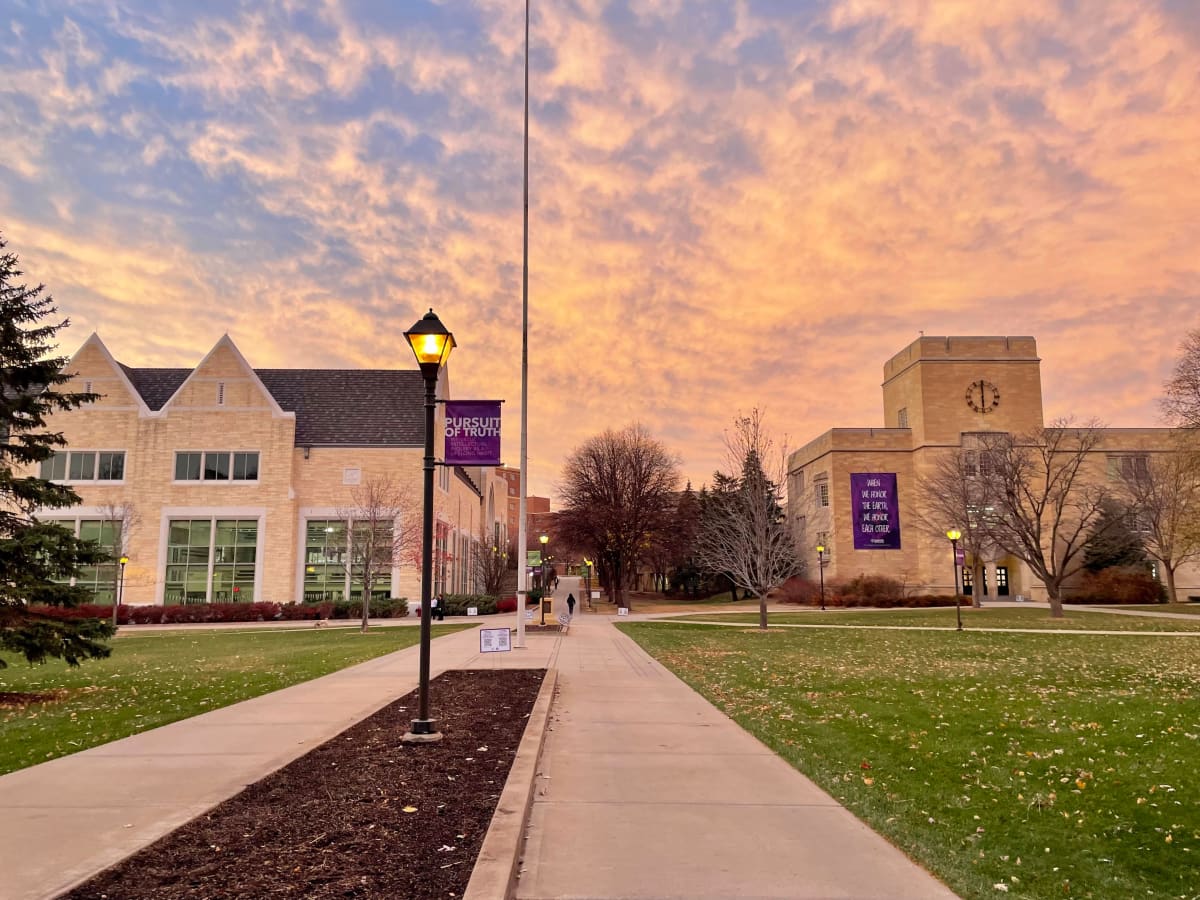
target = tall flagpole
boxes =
[515,0,530,648]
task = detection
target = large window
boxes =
[175,451,259,482]
[302,518,392,603]
[41,451,125,482]
[165,518,258,603]
[46,519,121,604]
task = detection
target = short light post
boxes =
[815,544,827,610]
[947,528,963,631]
[322,526,334,602]
[402,309,455,744]
[114,555,128,627]
[584,558,593,611]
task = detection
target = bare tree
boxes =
[474,526,509,597]
[694,410,804,629]
[1118,437,1200,603]
[556,425,680,610]
[1162,328,1200,427]
[338,475,420,633]
[977,419,1111,618]
[96,502,139,608]
[911,449,995,607]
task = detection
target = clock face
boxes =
[965,379,1000,414]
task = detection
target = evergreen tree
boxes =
[1082,498,1149,573]
[0,234,113,667]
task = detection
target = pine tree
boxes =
[0,233,113,667]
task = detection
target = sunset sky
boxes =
[3,0,1199,499]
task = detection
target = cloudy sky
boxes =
[3,0,1199,498]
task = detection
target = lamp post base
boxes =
[402,719,443,743]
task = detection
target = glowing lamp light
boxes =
[945,528,962,541]
[404,309,456,372]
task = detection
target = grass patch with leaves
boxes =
[0,625,470,776]
[619,622,1199,900]
[1109,605,1200,616]
[672,606,1200,632]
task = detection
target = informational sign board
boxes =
[527,550,542,567]
[467,607,479,616]
[851,473,901,550]
[444,401,502,465]
[617,607,629,616]
[479,627,511,653]
[591,591,600,600]
[525,609,534,620]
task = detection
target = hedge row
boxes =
[30,597,409,625]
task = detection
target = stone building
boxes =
[32,333,507,606]
[787,335,1199,601]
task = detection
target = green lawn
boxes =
[620,622,1199,900]
[1110,604,1200,616]
[0,624,469,775]
[672,606,1200,632]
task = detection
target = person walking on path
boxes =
[566,592,576,615]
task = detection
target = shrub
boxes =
[834,574,907,605]
[497,595,517,613]
[326,597,410,619]
[820,592,960,609]
[1066,567,1167,605]
[774,576,821,605]
[33,601,341,625]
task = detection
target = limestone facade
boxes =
[30,334,508,606]
[787,336,1200,601]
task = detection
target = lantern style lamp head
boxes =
[816,544,825,555]
[946,528,962,542]
[119,555,129,566]
[404,308,456,376]
[540,534,548,545]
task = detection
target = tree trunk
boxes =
[971,561,982,608]
[1164,565,1179,603]
[728,574,737,602]
[1047,586,1065,619]
[360,575,371,633]
[758,593,767,630]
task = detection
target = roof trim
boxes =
[157,335,293,420]
[70,333,152,417]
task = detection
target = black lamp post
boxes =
[947,528,963,631]
[114,555,128,627]
[402,309,455,744]
[815,544,827,610]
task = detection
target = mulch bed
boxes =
[65,668,546,899]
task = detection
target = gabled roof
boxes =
[115,364,426,446]
[256,369,425,446]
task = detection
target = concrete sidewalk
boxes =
[517,591,958,900]
[0,624,559,900]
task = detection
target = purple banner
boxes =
[444,401,502,466]
[851,473,901,550]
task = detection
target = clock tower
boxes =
[881,336,1044,446]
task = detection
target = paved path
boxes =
[517,577,957,900]
[0,624,559,900]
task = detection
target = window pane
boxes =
[236,522,257,545]
[98,452,125,480]
[189,520,212,547]
[204,452,229,480]
[79,520,103,543]
[232,452,259,481]
[70,452,96,480]
[41,452,67,480]
[214,520,238,547]
[175,452,201,480]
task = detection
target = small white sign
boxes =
[591,591,600,600]
[525,609,534,620]
[617,607,629,616]
[480,627,511,653]
[467,607,478,616]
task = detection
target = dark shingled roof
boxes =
[119,365,426,447]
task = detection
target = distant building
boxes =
[30,334,507,606]
[496,465,549,551]
[787,336,1199,601]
